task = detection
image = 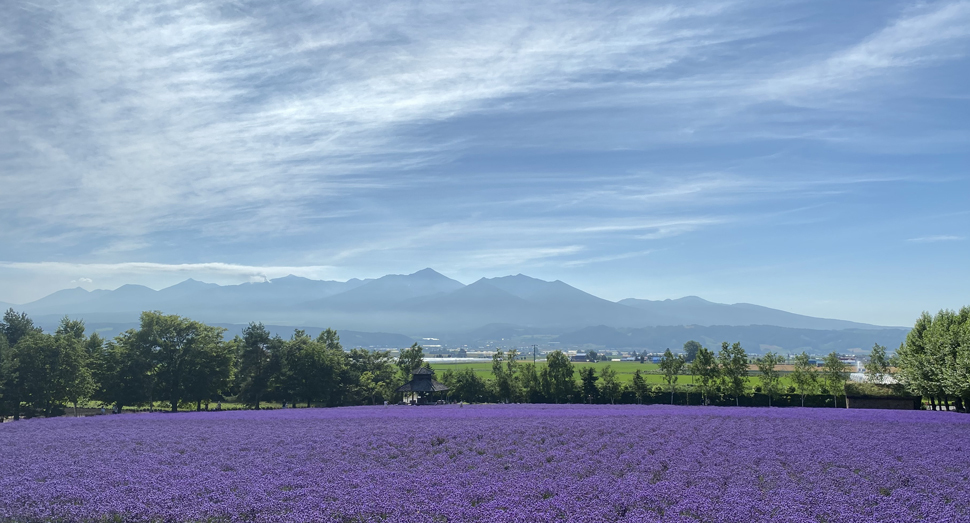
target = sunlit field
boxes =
[2,405,967,522]
[428,360,795,388]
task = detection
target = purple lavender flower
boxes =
[1,405,967,522]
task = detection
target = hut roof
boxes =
[396,379,449,392]
[412,367,434,375]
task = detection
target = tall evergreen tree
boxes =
[578,366,598,403]
[631,369,648,404]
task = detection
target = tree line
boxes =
[3,306,964,418]
[441,342,856,408]
[894,307,970,412]
[0,310,401,419]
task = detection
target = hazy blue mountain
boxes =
[406,276,650,331]
[304,268,465,311]
[555,324,909,354]
[19,276,368,322]
[415,279,532,316]
[17,287,110,314]
[13,269,899,339]
[483,274,563,299]
[28,285,156,315]
[156,278,220,299]
[618,296,890,330]
[191,275,367,313]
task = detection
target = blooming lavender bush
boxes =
[1,405,968,522]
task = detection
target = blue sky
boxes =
[1,0,968,326]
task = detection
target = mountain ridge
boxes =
[8,269,900,335]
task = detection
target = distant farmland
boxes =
[428,360,796,387]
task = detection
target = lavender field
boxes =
[1,406,968,522]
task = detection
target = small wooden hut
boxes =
[396,367,449,404]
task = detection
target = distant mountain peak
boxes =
[161,279,218,292]
[410,268,450,278]
[270,274,311,283]
[675,296,711,303]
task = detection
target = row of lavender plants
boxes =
[1,405,969,522]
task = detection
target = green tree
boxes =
[718,342,748,406]
[579,366,599,403]
[8,332,63,417]
[790,352,818,407]
[442,367,487,403]
[599,365,620,404]
[756,351,784,407]
[1,309,42,348]
[864,343,890,384]
[55,316,86,340]
[896,312,936,404]
[631,369,648,404]
[821,352,848,407]
[947,306,970,410]
[491,349,512,403]
[92,331,154,413]
[504,349,522,401]
[347,348,395,405]
[182,328,234,411]
[357,371,379,405]
[586,350,598,362]
[0,332,10,418]
[541,351,575,403]
[925,309,964,410]
[276,330,326,407]
[692,347,718,405]
[138,312,227,412]
[397,343,425,377]
[56,319,95,417]
[316,329,347,407]
[238,323,274,409]
[659,348,685,404]
[683,340,702,363]
[519,362,544,403]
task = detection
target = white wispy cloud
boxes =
[758,1,970,102]
[2,0,968,319]
[562,250,653,268]
[0,261,341,284]
[0,0,749,242]
[906,235,965,243]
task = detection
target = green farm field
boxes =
[427,360,796,388]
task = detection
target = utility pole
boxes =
[533,344,537,364]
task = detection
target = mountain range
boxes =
[8,268,907,352]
